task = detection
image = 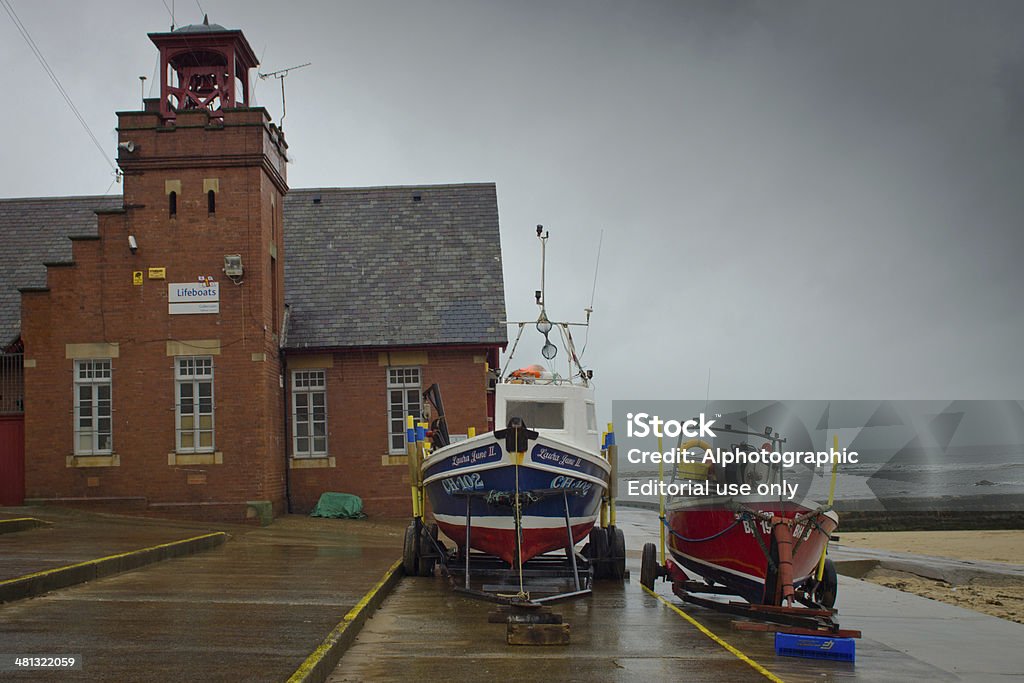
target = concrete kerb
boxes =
[0,531,227,603]
[0,517,50,534]
[287,559,404,683]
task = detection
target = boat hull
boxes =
[666,497,838,604]
[422,435,609,565]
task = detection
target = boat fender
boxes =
[771,523,796,605]
[677,439,715,480]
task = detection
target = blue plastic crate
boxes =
[775,632,855,662]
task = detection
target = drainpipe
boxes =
[281,350,292,514]
[280,304,292,514]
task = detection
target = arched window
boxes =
[169,191,177,217]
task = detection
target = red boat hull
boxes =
[667,498,838,604]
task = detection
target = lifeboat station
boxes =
[0,19,507,523]
[1,17,1022,683]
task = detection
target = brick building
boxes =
[0,21,506,521]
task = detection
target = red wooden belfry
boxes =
[149,15,258,122]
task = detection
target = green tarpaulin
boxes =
[310,492,367,519]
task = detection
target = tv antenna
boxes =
[257,62,311,129]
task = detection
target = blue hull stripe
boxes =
[425,463,605,522]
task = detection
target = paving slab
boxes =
[0,512,404,682]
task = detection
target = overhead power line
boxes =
[0,0,117,172]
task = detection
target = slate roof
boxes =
[0,195,121,345]
[283,184,507,349]
[0,184,507,350]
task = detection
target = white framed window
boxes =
[175,356,214,453]
[505,400,565,430]
[74,359,112,455]
[387,367,421,454]
[586,401,598,433]
[292,369,327,457]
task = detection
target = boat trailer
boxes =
[640,514,861,639]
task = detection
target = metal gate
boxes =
[0,352,25,506]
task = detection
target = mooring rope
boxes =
[659,515,740,543]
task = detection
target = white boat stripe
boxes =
[434,513,596,530]
[667,547,764,585]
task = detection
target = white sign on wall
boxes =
[168,282,220,315]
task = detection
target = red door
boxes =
[0,415,25,506]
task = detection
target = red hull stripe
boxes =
[437,520,594,565]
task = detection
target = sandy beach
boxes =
[839,530,1024,624]
[839,530,1024,564]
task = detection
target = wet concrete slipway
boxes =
[331,509,1024,683]
[2,507,1023,682]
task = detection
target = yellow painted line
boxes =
[288,558,403,683]
[0,517,43,524]
[0,532,226,588]
[643,585,786,683]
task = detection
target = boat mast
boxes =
[534,225,557,363]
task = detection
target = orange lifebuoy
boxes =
[510,364,545,379]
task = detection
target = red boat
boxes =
[664,495,838,606]
[641,425,845,633]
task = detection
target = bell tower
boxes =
[149,15,258,122]
[59,18,292,520]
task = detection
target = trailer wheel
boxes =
[608,525,626,580]
[588,527,609,579]
[814,557,838,609]
[640,542,658,590]
[402,522,419,576]
[417,523,440,576]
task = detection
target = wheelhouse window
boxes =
[586,401,598,433]
[505,401,565,430]
[292,370,327,457]
[387,367,421,454]
[74,359,112,455]
[175,356,214,453]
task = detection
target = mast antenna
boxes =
[585,228,603,323]
[257,62,311,129]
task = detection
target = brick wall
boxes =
[285,347,496,517]
[20,106,288,524]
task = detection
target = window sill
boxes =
[289,456,335,469]
[381,454,409,466]
[168,451,223,466]
[66,454,119,468]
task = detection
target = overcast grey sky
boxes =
[2,1,1022,412]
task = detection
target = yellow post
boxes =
[416,422,430,516]
[816,434,841,581]
[468,427,476,438]
[658,435,666,564]
[405,415,420,518]
[607,422,617,527]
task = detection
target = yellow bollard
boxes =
[468,427,476,438]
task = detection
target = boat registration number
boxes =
[443,473,484,494]
[742,518,813,541]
